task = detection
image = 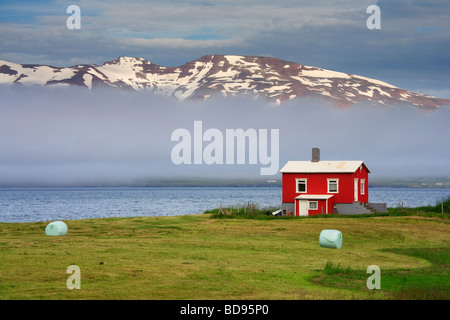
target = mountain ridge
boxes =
[1,54,448,110]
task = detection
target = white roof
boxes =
[280,161,370,173]
[295,194,334,200]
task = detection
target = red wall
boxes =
[282,166,369,205]
[308,198,332,215]
[294,198,334,216]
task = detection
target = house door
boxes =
[298,200,309,216]
[354,178,359,202]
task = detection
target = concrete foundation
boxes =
[335,202,387,215]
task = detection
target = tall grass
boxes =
[204,202,288,219]
[416,196,450,213]
[323,261,355,276]
[205,197,450,220]
[387,196,450,218]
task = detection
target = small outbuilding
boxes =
[280,148,386,216]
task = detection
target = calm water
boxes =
[0,187,449,223]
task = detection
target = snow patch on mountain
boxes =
[0,55,449,111]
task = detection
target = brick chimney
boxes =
[312,148,320,162]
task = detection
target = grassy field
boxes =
[0,205,449,299]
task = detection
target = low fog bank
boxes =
[0,86,449,187]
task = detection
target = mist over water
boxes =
[0,86,449,187]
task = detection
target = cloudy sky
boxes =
[1,0,449,98]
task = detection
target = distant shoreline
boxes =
[0,177,449,189]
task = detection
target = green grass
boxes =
[308,198,450,299]
[1,211,449,300]
[312,247,450,299]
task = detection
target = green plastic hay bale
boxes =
[319,229,342,249]
[45,221,68,236]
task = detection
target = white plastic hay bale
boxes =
[45,221,68,236]
[319,229,342,249]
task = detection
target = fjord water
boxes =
[0,187,449,222]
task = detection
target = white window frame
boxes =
[327,178,339,193]
[360,179,365,195]
[309,201,318,210]
[296,178,307,193]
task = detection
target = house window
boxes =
[309,201,318,210]
[327,179,339,193]
[296,178,307,193]
[360,179,365,195]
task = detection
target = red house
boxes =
[280,148,384,216]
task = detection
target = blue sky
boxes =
[0,0,449,99]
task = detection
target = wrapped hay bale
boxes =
[319,229,342,249]
[45,221,68,236]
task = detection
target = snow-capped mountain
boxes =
[1,55,448,110]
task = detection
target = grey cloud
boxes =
[0,86,449,186]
